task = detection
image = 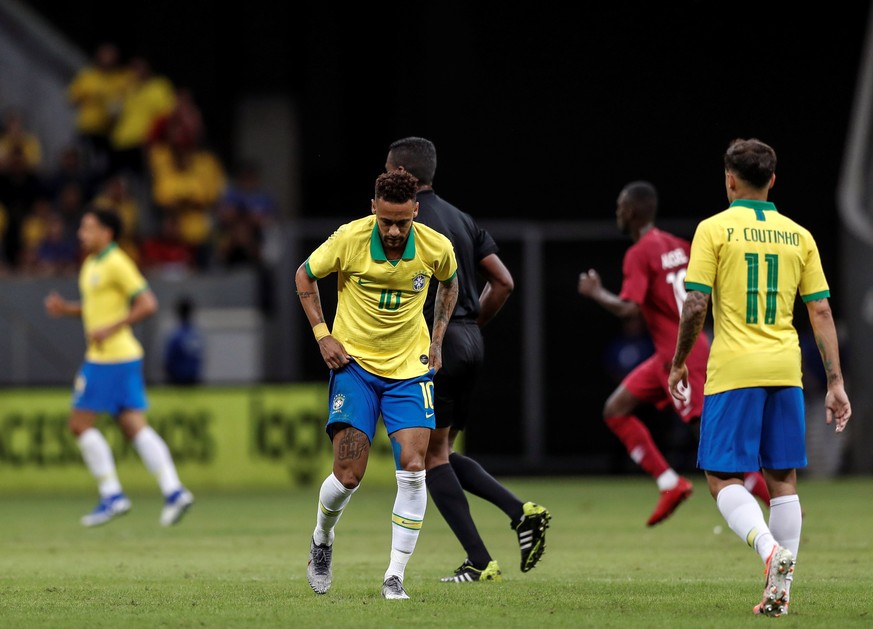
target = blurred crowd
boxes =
[0,42,278,279]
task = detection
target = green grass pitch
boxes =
[1,475,871,628]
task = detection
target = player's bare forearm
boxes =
[427,342,443,373]
[477,283,505,328]
[477,254,514,328]
[61,303,82,317]
[807,298,844,386]
[44,291,81,318]
[89,291,157,343]
[295,263,349,368]
[596,291,639,319]
[672,290,709,367]
[431,278,458,346]
[127,290,158,324]
[577,271,639,319]
[805,298,851,431]
[295,263,327,327]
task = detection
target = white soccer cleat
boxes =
[160,488,194,526]
[381,575,409,600]
[753,545,795,617]
[81,493,132,527]
[307,538,333,594]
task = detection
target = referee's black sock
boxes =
[449,452,524,525]
[426,463,491,569]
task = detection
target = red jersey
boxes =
[618,227,710,359]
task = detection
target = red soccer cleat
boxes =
[646,476,693,526]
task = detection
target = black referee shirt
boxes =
[413,189,499,328]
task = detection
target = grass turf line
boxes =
[1,476,871,628]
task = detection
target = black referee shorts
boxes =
[433,320,485,430]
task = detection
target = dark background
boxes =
[21,3,870,247]
[19,1,872,470]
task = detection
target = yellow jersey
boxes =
[67,67,129,135]
[79,242,149,363]
[685,200,830,394]
[111,76,175,149]
[305,216,457,379]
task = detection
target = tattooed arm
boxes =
[668,290,710,401]
[295,262,349,370]
[806,297,851,432]
[429,276,459,373]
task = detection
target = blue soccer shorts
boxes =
[325,360,436,443]
[697,386,806,473]
[72,359,149,415]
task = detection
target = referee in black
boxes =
[385,137,551,582]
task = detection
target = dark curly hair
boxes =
[87,208,122,241]
[375,169,418,204]
[724,138,777,188]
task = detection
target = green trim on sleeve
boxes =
[442,271,457,285]
[304,258,319,280]
[685,281,712,294]
[801,289,830,302]
[130,286,148,300]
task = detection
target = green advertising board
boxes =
[0,385,401,493]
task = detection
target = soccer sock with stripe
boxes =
[384,470,426,582]
[426,463,491,568]
[313,473,356,547]
[449,452,524,524]
[717,483,777,562]
[132,426,182,496]
[77,427,123,498]
[768,494,802,558]
[605,415,671,481]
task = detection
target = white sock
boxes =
[132,426,182,496]
[77,428,122,497]
[716,483,776,562]
[769,495,802,558]
[656,469,680,491]
[384,470,426,582]
[313,473,357,547]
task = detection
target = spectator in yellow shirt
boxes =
[0,108,42,174]
[149,112,226,269]
[66,42,128,177]
[109,56,175,181]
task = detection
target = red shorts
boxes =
[622,345,707,423]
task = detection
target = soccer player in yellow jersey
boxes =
[387,137,549,582]
[297,170,459,600]
[668,138,851,617]
[44,209,194,528]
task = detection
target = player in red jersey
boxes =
[578,181,770,526]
